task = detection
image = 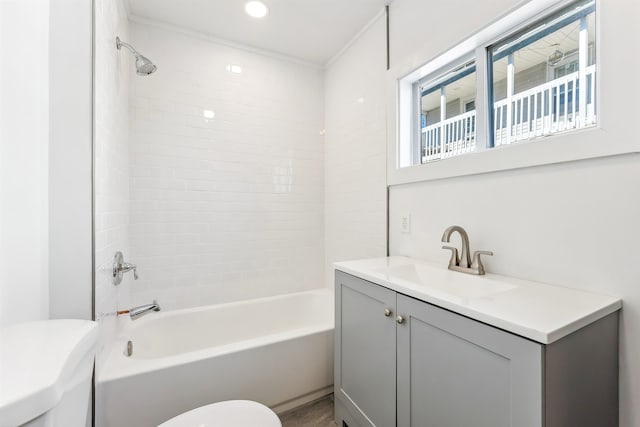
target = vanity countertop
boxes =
[334,256,621,344]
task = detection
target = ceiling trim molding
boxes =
[324,6,386,69]
[128,14,325,70]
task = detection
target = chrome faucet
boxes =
[128,300,160,320]
[441,225,493,275]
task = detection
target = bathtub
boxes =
[96,289,334,427]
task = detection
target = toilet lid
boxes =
[159,400,281,427]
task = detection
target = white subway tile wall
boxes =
[324,16,388,288]
[128,22,325,310]
[94,0,131,371]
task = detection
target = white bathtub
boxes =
[96,289,334,427]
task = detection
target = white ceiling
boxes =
[127,0,388,65]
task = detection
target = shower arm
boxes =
[116,37,141,58]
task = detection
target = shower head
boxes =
[134,54,157,76]
[116,36,157,76]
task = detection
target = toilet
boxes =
[0,319,280,427]
[159,400,281,427]
[0,319,98,427]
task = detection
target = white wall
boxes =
[0,0,50,328]
[128,21,325,310]
[0,0,94,329]
[94,0,132,369]
[324,15,388,288]
[48,0,93,321]
[327,0,640,425]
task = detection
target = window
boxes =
[397,0,597,169]
[489,0,596,147]
[418,61,477,163]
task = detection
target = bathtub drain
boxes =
[126,340,133,357]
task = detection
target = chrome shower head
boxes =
[116,36,157,76]
[134,54,157,76]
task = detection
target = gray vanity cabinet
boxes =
[334,270,397,427]
[335,270,618,427]
[396,294,542,427]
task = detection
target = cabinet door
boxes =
[396,294,543,427]
[335,271,397,427]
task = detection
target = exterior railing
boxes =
[423,110,476,162]
[494,65,596,146]
[421,65,596,163]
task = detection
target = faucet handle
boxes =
[113,252,140,284]
[121,262,139,280]
[471,250,493,275]
[442,245,460,268]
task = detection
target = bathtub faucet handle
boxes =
[123,263,139,280]
[112,251,139,285]
[120,261,138,280]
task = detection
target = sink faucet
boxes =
[441,225,493,275]
[119,300,161,320]
[441,225,471,268]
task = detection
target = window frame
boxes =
[387,0,629,186]
[486,0,597,149]
[416,58,478,164]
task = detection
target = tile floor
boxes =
[280,395,336,427]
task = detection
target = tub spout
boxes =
[129,300,160,320]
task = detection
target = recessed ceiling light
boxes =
[226,64,242,74]
[245,1,268,18]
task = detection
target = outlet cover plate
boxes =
[401,214,411,233]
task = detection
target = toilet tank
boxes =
[0,319,98,427]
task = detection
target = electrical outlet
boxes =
[400,214,411,233]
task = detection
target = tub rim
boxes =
[97,288,334,383]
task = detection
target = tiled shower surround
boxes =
[94,0,131,369]
[128,22,325,310]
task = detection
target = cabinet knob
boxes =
[396,315,405,324]
[384,308,392,317]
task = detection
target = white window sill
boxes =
[387,125,640,186]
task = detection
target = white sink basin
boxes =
[335,256,622,344]
[378,263,518,300]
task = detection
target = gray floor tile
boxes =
[279,395,337,427]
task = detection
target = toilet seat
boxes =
[159,400,281,427]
